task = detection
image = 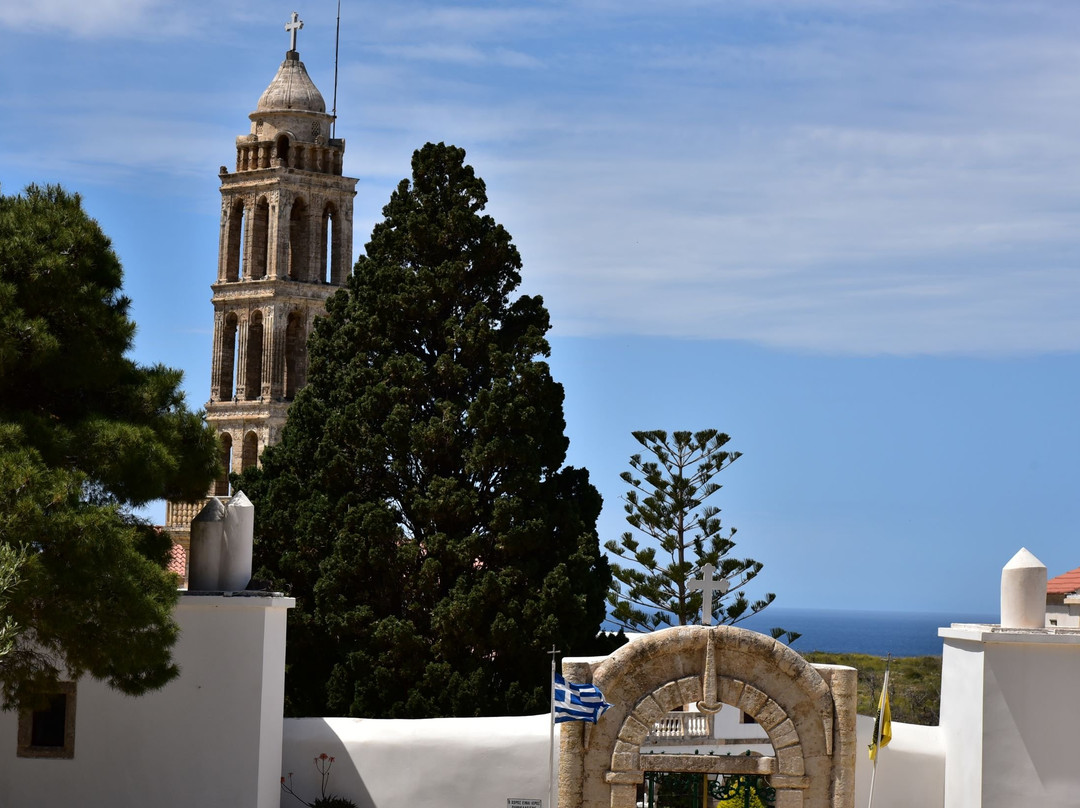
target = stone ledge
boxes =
[940,623,1080,645]
[636,754,777,775]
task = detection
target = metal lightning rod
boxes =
[331,0,341,138]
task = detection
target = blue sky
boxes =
[4,0,1080,615]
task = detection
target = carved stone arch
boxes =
[223,197,245,282]
[244,310,264,401]
[241,430,259,471]
[275,133,292,165]
[215,311,240,400]
[283,310,305,399]
[214,432,233,496]
[613,673,810,778]
[559,625,856,808]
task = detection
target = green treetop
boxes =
[239,143,610,718]
[0,184,220,708]
[606,430,798,642]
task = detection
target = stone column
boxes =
[239,196,253,280]
[774,789,805,808]
[234,317,249,400]
[822,666,857,808]
[217,199,230,282]
[309,198,321,283]
[559,659,593,808]
[608,782,637,808]
[272,196,290,281]
[209,310,225,402]
[260,306,274,399]
[266,304,285,399]
[339,197,354,284]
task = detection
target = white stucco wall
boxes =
[1045,601,1080,627]
[281,714,554,808]
[0,593,292,808]
[852,714,944,808]
[939,635,986,808]
[281,711,947,808]
[939,624,1080,808]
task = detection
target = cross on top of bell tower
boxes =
[285,11,303,52]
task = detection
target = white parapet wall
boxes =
[282,714,555,808]
[0,592,293,808]
[281,712,946,808]
[939,623,1080,808]
[853,714,944,808]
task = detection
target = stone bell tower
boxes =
[165,15,357,534]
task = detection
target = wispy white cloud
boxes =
[379,5,558,38]
[369,43,543,69]
[7,0,1080,356]
[0,0,219,39]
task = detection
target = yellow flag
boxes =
[868,670,892,762]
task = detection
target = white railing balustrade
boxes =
[645,711,713,744]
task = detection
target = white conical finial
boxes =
[1001,547,1047,629]
[220,490,255,591]
[189,498,226,591]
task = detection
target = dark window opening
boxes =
[31,695,67,747]
[17,681,76,759]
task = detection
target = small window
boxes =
[17,681,76,759]
[1050,618,1058,626]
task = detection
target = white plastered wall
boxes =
[281,714,554,808]
[0,593,293,808]
[939,624,1080,808]
[853,715,944,808]
[939,635,986,808]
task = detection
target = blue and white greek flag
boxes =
[554,673,611,723]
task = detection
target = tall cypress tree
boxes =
[242,143,610,718]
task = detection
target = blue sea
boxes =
[605,607,998,657]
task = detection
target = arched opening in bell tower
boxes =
[250,197,270,280]
[241,431,259,471]
[276,134,290,166]
[244,311,264,400]
[288,199,309,281]
[225,199,245,282]
[218,313,239,400]
[215,434,233,496]
[320,203,339,284]
[284,312,304,399]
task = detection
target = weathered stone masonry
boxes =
[166,40,357,538]
[560,625,857,808]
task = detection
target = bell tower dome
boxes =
[166,14,358,539]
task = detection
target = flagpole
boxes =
[867,654,891,808]
[549,645,559,808]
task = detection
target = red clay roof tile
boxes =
[1047,566,1080,594]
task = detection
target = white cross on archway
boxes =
[285,11,304,52]
[689,563,729,625]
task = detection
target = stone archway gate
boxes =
[558,625,857,808]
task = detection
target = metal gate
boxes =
[643,770,776,808]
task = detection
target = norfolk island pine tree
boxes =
[606,430,799,643]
